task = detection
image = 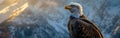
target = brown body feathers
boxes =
[68,15,103,38]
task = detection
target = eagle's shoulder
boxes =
[68,18,103,38]
[78,18,103,38]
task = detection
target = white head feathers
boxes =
[68,2,83,16]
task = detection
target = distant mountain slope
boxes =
[0,0,120,38]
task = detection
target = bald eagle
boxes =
[64,2,103,38]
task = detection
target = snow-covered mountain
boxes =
[0,0,120,38]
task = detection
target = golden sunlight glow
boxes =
[8,2,28,21]
[0,0,19,14]
[0,1,18,14]
[0,0,4,4]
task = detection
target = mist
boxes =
[0,0,120,38]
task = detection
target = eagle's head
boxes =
[65,2,84,18]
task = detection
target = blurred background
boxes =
[0,0,120,38]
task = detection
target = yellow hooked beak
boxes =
[64,5,72,10]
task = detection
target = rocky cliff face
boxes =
[0,0,120,38]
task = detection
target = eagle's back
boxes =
[68,18,103,38]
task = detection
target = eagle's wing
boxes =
[68,18,103,38]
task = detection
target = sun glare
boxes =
[8,2,28,21]
[0,2,17,14]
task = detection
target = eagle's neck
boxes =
[70,13,86,20]
[70,15,86,19]
[71,12,80,18]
